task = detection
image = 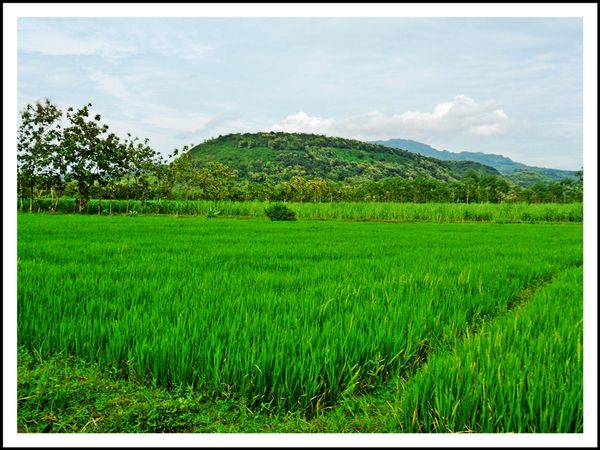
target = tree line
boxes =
[17,100,583,213]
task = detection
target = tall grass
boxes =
[17,215,582,416]
[397,266,583,432]
[20,198,583,223]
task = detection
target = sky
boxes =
[17,17,584,170]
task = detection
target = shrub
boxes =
[206,205,222,219]
[264,203,296,221]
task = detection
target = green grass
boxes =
[21,199,583,223]
[18,214,582,422]
[17,266,583,433]
[17,348,312,433]
[396,266,583,433]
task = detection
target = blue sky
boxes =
[17,17,583,170]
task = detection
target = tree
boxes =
[168,145,195,200]
[575,169,583,187]
[17,99,63,212]
[62,103,125,212]
[125,135,160,207]
[528,182,548,203]
[461,171,480,204]
[194,161,239,201]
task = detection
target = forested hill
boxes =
[373,138,577,187]
[189,132,500,182]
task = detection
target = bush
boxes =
[206,205,222,219]
[264,203,296,221]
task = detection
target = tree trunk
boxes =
[167,178,174,201]
[79,192,84,213]
[36,189,43,212]
[29,186,34,212]
[53,188,63,212]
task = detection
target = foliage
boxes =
[374,138,579,186]
[205,204,222,219]
[61,103,124,212]
[17,99,63,212]
[189,132,500,183]
[18,215,582,417]
[398,266,583,432]
[17,101,162,214]
[18,106,583,213]
[19,199,583,223]
[264,202,296,221]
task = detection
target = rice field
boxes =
[17,213,583,429]
[397,266,583,432]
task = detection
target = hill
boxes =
[189,132,501,183]
[372,138,577,187]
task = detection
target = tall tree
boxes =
[124,135,160,207]
[169,145,196,200]
[17,99,63,212]
[62,104,124,212]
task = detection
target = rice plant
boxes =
[17,214,582,417]
[397,266,583,432]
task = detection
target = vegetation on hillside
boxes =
[191,132,500,182]
[17,101,583,215]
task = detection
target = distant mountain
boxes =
[189,132,500,183]
[373,139,578,187]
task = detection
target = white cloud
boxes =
[18,25,135,61]
[88,71,131,100]
[140,105,212,134]
[468,124,503,136]
[271,111,335,135]
[270,95,512,141]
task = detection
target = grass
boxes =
[17,266,583,433]
[20,199,583,223]
[396,266,583,433]
[18,214,582,424]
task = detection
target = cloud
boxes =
[271,112,335,135]
[140,107,212,134]
[181,43,213,61]
[18,24,135,61]
[88,71,131,100]
[270,95,512,141]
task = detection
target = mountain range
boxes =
[373,139,578,187]
[189,132,576,187]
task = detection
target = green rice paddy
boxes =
[17,212,583,431]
